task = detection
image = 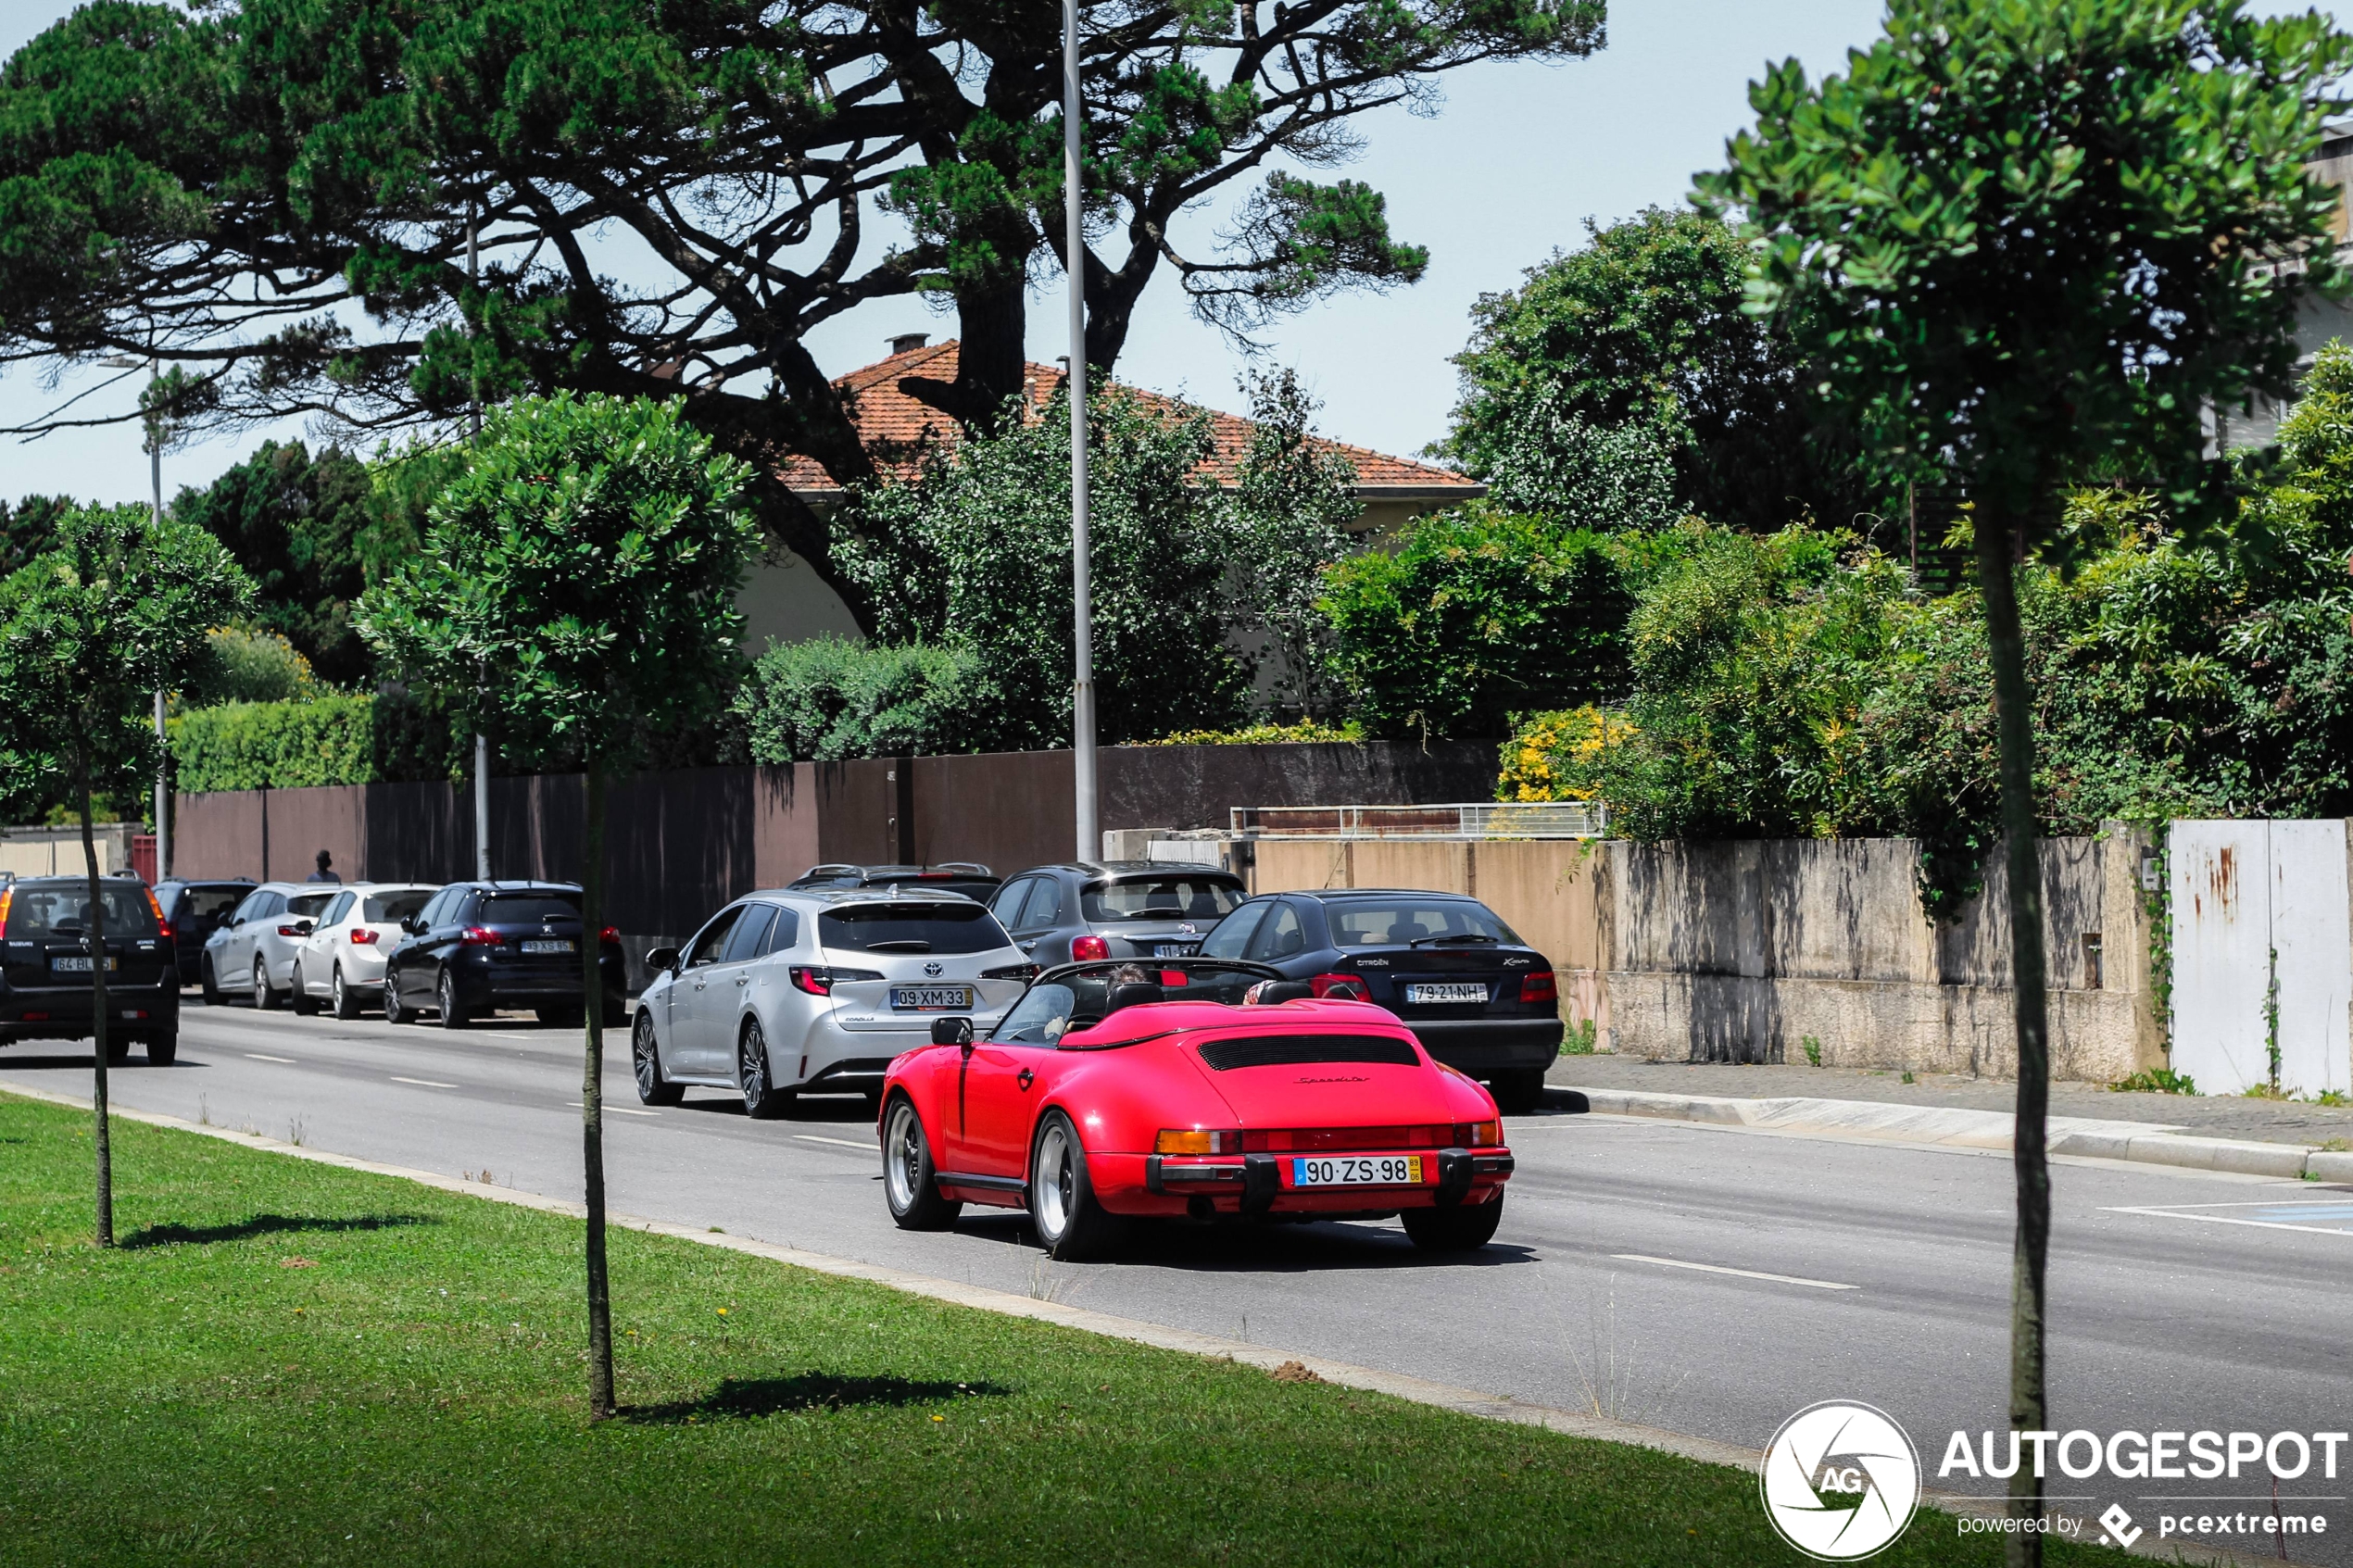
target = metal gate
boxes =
[2170,821,2351,1098]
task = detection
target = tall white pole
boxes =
[1063,0,1098,862]
[149,359,169,882]
[468,207,492,882]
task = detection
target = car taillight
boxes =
[1309,972,1365,999]
[599,925,621,945]
[1520,970,1557,1004]
[145,888,169,940]
[460,926,500,947]
[1071,935,1109,961]
[276,924,305,936]
[348,928,380,945]
[981,962,1039,982]
[789,965,882,997]
[0,885,12,931]
[1452,1121,1503,1147]
[1155,1129,1242,1155]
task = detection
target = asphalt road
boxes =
[7,1001,2350,1563]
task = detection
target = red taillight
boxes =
[1071,935,1109,961]
[1520,970,1557,1004]
[156,921,172,940]
[145,889,168,941]
[1309,972,1365,999]
[276,923,305,936]
[0,885,13,930]
[348,928,379,946]
[790,966,834,997]
[1159,969,1189,987]
[460,926,500,947]
[599,925,621,945]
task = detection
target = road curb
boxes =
[0,1079,2315,1567]
[1564,1085,2350,1182]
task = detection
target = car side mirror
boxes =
[932,1016,974,1048]
[400,916,421,935]
[645,946,680,974]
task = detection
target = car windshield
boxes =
[819,902,1003,955]
[362,890,434,923]
[1327,899,1520,947]
[175,886,244,925]
[3,884,161,939]
[1080,875,1243,923]
[990,960,1266,1044]
[479,893,581,923]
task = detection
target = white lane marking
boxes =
[569,1102,660,1118]
[389,1076,458,1089]
[1610,1253,1857,1291]
[245,1053,297,1064]
[2100,1202,2353,1239]
[796,1135,881,1152]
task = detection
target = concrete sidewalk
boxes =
[1547,1053,2353,1182]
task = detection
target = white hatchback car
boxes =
[631,888,1035,1117]
[290,884,440,1019]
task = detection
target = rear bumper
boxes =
[1402,1017,1563,1076]
[1102,1148,1513,1217]
[0,987,180,1041]
[790,1012,1007,1088]
[450,955,625,1010]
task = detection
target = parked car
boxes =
[290,884,439,1019]
[986,861,1246,967]
[155,878,254,986]
[1195,889,1564,1113]
[382,881,624,1028]
[788,862,1001,902]
[632,888,1036,1117]
[0,875,182,1063]
[201,882,342,1009]
[876,957,1516,1259]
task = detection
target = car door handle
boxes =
[735,975,749,986]
[1016,1067,1035,1091]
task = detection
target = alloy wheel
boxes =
[633,1015,658,1096]
[1033,1121,1075,1243]
[886,1100,924,1212]
[738,1028,767,1108]
[253,960,271,1010]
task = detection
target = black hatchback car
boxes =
[382,880,623,1029]
[0,875,182,1063]
[156,878,255,985]
[987,861,1248,966]
[1196,888,1563,1111]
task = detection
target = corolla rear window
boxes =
[1081,875,1243,922]
[363,890,434,922]
[819,902,1003,955]
[3,884,161,939]
[1327,900,1519,947]
[479,893,582,923]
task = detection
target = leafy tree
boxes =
[171,442,414,687]
[1701,4,2348,1547]
[1319,505,1639,740]
[0,0,1603,614]
[359,392,758,1421]
[1225,370,1360,720]
[1441,207,1873,534]
[735,636,983,762]
[0,505,252,1246]
[0,495,74,578]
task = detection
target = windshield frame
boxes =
[987,958,1281,1047]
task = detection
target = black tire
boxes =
[290,962,319,1016]
[146,1032,178,1067]
[383,970,410,1025]
[253,959,281,1011]
[882,1094,962,1230]
[1488,1068,1546,1116]
[200,957,224,1007]
[632,1010,684,1107]
[436,968,469,1030]
[103,1033,131,1067]
[331,965,360,1022]
[737,1017,791,1120]
[1403,1196,1504,1253]
[1029,1109,1122,1261]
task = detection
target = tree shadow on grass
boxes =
[625,1374,1012,1425]
[121,1213,438,1249]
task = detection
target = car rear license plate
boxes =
[890,985,974,1011]
[519,939,574,955]
[1290,1154,1424,1187]
[1152,943,1199,958]
[1406,982,1486,1004]
[50,956,117,972]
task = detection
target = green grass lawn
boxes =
[0,1093,2113,1566]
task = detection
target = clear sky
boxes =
[0,0,2274,504]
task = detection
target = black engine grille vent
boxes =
[1196,1035,1420,1072]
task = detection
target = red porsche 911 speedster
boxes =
[877,959,1516,1259]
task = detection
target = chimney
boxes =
[888,332,929,356]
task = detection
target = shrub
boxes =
[189,625,323,705]
[169,690,471,791]
[2111,1067,2196,1096]
[1142,719,1364,746]
[735,637,984,762]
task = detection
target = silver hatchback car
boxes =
[631,888,1035,1117]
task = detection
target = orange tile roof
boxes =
[777,340,1483,501]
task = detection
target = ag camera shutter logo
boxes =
[1760,1401,1922,1560]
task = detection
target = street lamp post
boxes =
[106,353,170,882]
[468,205,492,883]
[1063,0,1098,862]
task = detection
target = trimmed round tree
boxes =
[1701,1,2348,1556]
[0,505,253,1246]
[359,393,758,1419]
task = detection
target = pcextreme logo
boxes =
[1760,1401,1923,1561]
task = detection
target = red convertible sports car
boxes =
[877,958,1516,1259]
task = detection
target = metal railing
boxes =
[1228,801,1607,840]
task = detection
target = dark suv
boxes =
[789,862,1000,902]
[1197,888,1563,1112]
[988,861,1247,966]
[381,881,624,1029]
[0,875,182,1063]
[156,878,254,986]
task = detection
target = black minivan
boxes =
[0,875,182,1063]
[381,880,624,1028]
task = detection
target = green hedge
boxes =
[170,691,470,792]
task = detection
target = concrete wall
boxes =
[0,824,134,879]
[1250,827,2162,1084]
